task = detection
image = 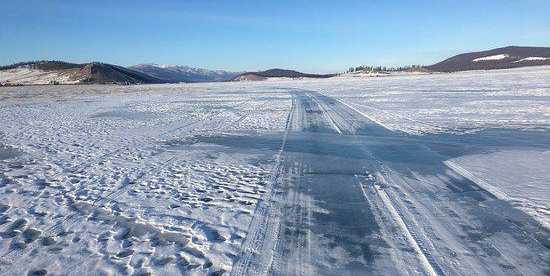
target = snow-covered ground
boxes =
[0,84,290,275]
[0,66,549,275]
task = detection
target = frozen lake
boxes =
[0,66,549,275]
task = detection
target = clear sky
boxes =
[2,0,550,73]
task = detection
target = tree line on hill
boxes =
[346,64,425,73]
[0,60,84,71]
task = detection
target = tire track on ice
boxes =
[230,94,295,276]
[372,172,442,276]
[307,93,343,135]
[315,90,445,276]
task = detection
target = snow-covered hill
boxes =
[129,64,240,83]
[0,67,80,85]
[0,61,163,85]
[427,46,550,72]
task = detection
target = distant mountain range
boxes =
[232,69,335,81]
[0,61,239,85]
[1,46,549,86]
[426,46,550,72]
[0,62,336,85]
[129,64,241,83]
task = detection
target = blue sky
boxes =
[2,0,550,73]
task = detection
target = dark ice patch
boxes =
[0,144,21,160]
[91,110,156,120]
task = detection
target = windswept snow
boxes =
[0,84,290,275]
[0,66,549,275]
[473,54,509,62]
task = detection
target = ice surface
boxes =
[0,66,549,275]
[0,144,20,161]
[448,150,550,228]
